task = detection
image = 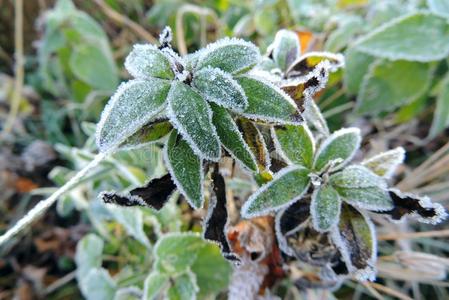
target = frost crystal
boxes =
[193,67,248,112]
[159,26,173,46]
[96,79,170,153]
[196,37,261,74]
[124,44,174,80]
[361,147,405,179]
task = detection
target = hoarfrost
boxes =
[361,147,405,179]
[124,44,174,80]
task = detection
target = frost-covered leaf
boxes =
[356,60,433,115]
[101,173,176,210]
[154,232,206,274]
[354,12,449,62]
[114,287,141,300]
[193,67,247,111]
[344,49,375,95]
[237,75,303,124]
[241,166,310,218]
[211,104,257,172]
[196,37,260,74]
[80,268,117,300]
[303,97,330,136]
[331,204,376,281]
[361,147,405,179]
[96,79,170,153]
[382,189,447,224]
[107,206,151,248]
[204,166,239,261]
[272,124,315,168]
[286,51,345,77]
[167,271,198,300]
[330,165,393,211]
[167,81,221,161]
[272,29,301,72]
[191,244,232,298]
[428,0,449,16]
[311,184,341,232]
[429,76,449,138]
[143,271,169,300]
[164,131,203,209]
[70,44,118,91]
[75,233,103,280]
[119,120,172,150]
[125,44,174,80]
[314,128,361,172]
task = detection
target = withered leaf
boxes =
[381,189,447,224]
[286,52,344,77]
[101,173,176,210]
[204,165,239,262]
[331,204,376,281]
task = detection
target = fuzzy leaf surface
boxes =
[154,233,205,274]
[96,79,170,152]
[196,37,260,74]
[193,67,247,111]
[164,131,203,209]
[273,124,315,168]
[272,29,301,72]
[344,49,375,95]
[311,184,341,232]
[119,120,172,150]
[314,128,361,172]
[80,269,117,300]
[211,105,257,172]
[75,234,104,280]
[237,75,302,124]
[355,12,449,62]
[361,147,405,178]
[167,271,198,300]
[167,81,221,161]
[143,272,168,300]
[242,166,310,217]
[356,60,433,115]
[125,44,174,80]
[330,165,393,211]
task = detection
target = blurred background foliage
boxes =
[0,0,448,299]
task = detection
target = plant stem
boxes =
[2,0,24,137]
[0,152,108,247]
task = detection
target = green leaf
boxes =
[80,269,117,300]
[143,272,169,300]
[241,166,310,218]
[193,67,248,112]
[69,44,118,91]
[96,79,170,153]
[273,124,315,168]
[330,165,393,211]
[119,120,172,150]
[191,244,232,298]
[154,232,206,274]
[311,184,341,232]
[167,271,198,300]
[428,0,449,17]
[167,81,221,161]
[361,147,405,179]
[210,104,258,172]
[196,37,260,74]
[164,131,203,209]
[356,60,433,115]
[272,29,301,72]
[344,49,375,95]
[314,128,361,172]
[331,204,376,281]
[75,234,104,280]
[354,12,449,62]
[107,206,151,248]
[429,76,449,138]
[237,75,303,124]
[125,44,174,80]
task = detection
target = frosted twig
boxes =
[0,152,108,247]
